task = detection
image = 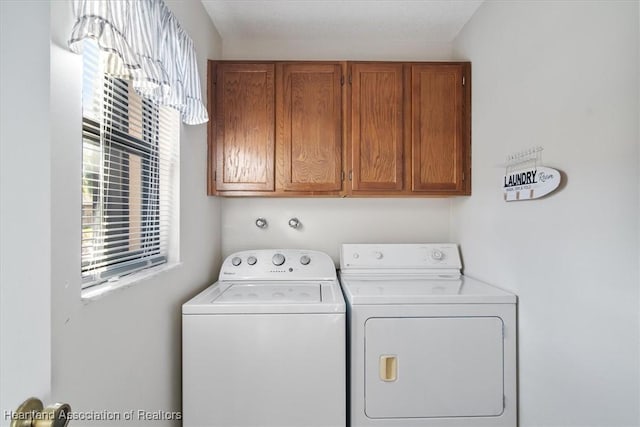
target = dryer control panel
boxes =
[219,249,337,281]
[340,244,462,275]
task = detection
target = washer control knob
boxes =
[431,249,444,261]
[231,257,242,266]
[353,253,360,259]
[247,256,257,265]
[300,255,311,265]
[272,253,286,266]
[374,251,384,260]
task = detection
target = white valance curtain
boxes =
[68,0,208,125]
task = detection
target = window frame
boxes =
[80,43,179,290]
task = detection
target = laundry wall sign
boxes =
[503,147,561,201]
[503,166,561,201]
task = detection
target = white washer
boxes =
[339,244,517,427]
[183,249,346,427]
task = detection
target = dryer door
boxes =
[364,317,504,419]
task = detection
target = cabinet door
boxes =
[350,63,404,191]
[411,64,467,192]
[215,63,275,191]
[277,63,343,192]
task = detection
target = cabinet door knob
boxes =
[255,217,268,229]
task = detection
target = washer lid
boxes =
[216,283,320,303]
[182,281,346,314]
[339,275,516,304]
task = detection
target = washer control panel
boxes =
[219,249,336,281]
[340,244,462,272]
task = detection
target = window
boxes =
[81,40,179,288]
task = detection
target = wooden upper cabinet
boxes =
[207,60,470,197]
[277,63,343,192]
[350,63,404,192]
[410,64,468,193]
[215,63,275,191]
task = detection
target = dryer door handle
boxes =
[379,355,397,382]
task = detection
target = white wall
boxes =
[451,1,640,426]
[222,198,451,263]
[221,36,455,261]
[49,1,222,425]
[222,38,452,61]
[0,2,52,424]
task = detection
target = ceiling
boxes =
[201,0,483,43]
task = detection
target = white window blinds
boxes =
[81,39,179,287]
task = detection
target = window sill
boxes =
[81,262,182,303]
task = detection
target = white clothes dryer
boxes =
[183,249,346,427]
[339,244,517,427]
